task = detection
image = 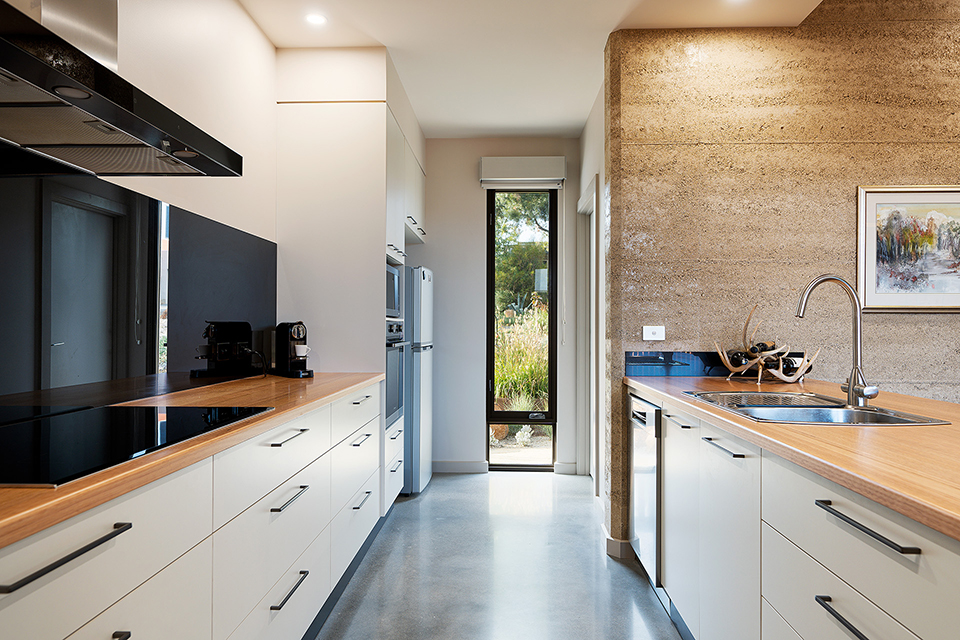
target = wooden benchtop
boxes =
[624,376,960,543]
[0,372,383,550]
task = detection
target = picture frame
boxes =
[857,185,960,313]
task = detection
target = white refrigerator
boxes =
[403,266,433,494]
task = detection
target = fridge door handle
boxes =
[413,344,433,352]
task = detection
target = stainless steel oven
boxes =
[629,393,661,586]
[385,319,406,427]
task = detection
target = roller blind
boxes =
[479,156,565,190]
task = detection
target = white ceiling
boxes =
[238,0,823,138]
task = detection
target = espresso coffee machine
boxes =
[191,321,260,378]
[273,321,314,378]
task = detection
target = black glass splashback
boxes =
[0,405,271,486]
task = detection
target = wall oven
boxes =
[385,319,406,427]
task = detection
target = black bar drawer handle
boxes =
[0,522,133,594]
[352,395,373,406]
[270,428,308,447]
[270,571,309,611]
[664,415,694,429]
[113,633,132,640]
[270,485,310,513]
[390,459,403,473]
[815,500,921,555]
[701,437,745,458]
[390,429,403,440]
[353,491,372,510]
[352,433,372,447]
[815,595,871,640]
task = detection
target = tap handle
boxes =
[858,385,880,399]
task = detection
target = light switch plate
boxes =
[643,325,665,341]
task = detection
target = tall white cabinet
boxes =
[276,47,427,375]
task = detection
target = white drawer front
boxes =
[331,384,380,446]
[213,454,331,640]
[762,453,960,640]
[762,523,919,640]
[0,460,212,640]
[386,420,404,462]
[330,421,380,515]
[384,447,404,510]
[331,471,380,587]
[67,538,212,640]
[227,526,332,640]
[761,597,801,640]
[213,405,331,529]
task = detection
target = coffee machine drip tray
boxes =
[0,405,272,487]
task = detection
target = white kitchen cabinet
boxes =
[660,405,700,638]
[0,460,212,640]
[330,419,381,516]
[66,538,213,640]
[762,452,960,640]
[331,470,381,586]
[212,454,332,640]
[226,527,332,640]
[386,109,406,264]
[761,598,801,640]
[698,422,760,640]
[403,140,426,244]
[762,523,919,640]
[331,383,380,447]
[213,405,331,529]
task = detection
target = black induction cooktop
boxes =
[0,405,272,487]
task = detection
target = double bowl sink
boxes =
[685,391,948,426]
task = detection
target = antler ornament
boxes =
[716,305,819,384]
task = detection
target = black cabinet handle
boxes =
[270,571,309,611]
[270,428,308,447]
[390,460,402,473]
[815,500,921,555]
[0,523,133,594]
[270,485,309,513]
[390,429,403,440]
[353,491,372,510]
[701,437,745,459]
[352,395,372,406]
[352,433,372,447]
[664,415,694,429]
[815,595,871,640]
[112,633,132,640]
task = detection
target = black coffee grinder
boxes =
[273,321,314,378]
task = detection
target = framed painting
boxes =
[858,185,960,312]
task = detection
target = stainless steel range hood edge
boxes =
[0,1,242,177]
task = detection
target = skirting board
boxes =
[432,461,489,474]
[599,518,635,559]
[554,462,578,475]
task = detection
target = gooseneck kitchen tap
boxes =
[795,274,879,408]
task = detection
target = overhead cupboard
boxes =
[0,381,383,640]
[627,381,960,640]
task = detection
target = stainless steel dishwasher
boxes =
[629,393,662,586]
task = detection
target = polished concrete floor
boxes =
[312,473,682,640]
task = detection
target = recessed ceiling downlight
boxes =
[53,85,91,99]
[306,13,327,25]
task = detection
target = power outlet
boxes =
[643,325,665,341]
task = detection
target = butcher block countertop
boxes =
[624,376,960,543]
[0,372,383,550]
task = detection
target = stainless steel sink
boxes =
[685,391,948,426]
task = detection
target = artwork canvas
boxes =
[858,186,960,312]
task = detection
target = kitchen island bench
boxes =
[626,375,960,640]
[0,371,385,640]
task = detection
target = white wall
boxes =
[579,88,606,497]
[410,138,580,472]
[109,0,278,242]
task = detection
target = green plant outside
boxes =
[494,304,549,412]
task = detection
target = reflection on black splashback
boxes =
[0,175,277,401]
[0,406,272,486]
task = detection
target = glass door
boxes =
[486,189,558,469]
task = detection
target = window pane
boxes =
[493,192,550,413]
[488,424,553,466]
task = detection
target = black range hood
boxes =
[0,1,242,177]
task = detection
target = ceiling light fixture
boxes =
[305,14,327,26]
